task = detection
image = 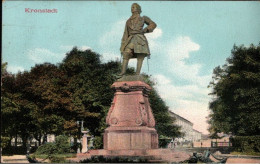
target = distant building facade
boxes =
[169,111,202,145]
[193,129,202,142]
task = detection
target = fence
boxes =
[211,141,232,148]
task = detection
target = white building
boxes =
[169,111,202,144]
[192,129,202,142]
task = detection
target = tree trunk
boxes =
[42,134,47,144]
[15,134,17,147]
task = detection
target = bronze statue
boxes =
[118,3,157,76]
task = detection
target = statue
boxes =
[118,3,157,77]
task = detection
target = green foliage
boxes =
[55,135,70,154]
[49,156,66,163]
[0,136,10,149]
[30,154,75,163]
[80,155,149,163]
[93,136,103,149]
[35,142,56,155]
[2,47,182,149]
[35,135,70,155]
[230,136,260,153]
[208,43,260,136]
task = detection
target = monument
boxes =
[103,3,158,151]
[75,3,190,162]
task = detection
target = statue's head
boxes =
[131,3,141,14]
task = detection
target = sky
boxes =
[2,1,260,134]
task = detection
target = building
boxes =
[169,111,202,145]
[193,129,202,142]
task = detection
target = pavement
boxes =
[1,155,29,163]
[226,157,260,163]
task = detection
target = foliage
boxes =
[49,156,66,163]
[35,142,57,155]
[230,136,260,153]
[93,136,103,149]
[79,155,149,163]
[31,153,76,159]
[1,47,182,150]
[1,136,10,149]
[54,135,70,154]
[35,135,70,155]
[208,43,260,136]
[29,153,75,163]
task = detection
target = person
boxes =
[118,3,157,76]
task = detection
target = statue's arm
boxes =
[143,16,157,33]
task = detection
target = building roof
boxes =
[193,129,202,134]
[168,110,193,126]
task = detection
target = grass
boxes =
[29,153,76,160]
[231,152,260,156]
[29,153,76,163]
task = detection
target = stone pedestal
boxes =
[104,76,158,150]
[74,76,190,163]
[81,131,88,153]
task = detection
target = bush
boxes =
[35,142,56,155]
[80,155,149,163]
[159,138,171,148]
[230,136,260,153]
[93,136,103,149]
[49,155,66,163]
[1,136,10,149]
[34,135,70,156]
[55,135,70,154]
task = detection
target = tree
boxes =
[143,75,183,146]
[59,48,120,137]
[1,47,182,150]
[208,43,260,136]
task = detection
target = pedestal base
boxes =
[104,126,158,150]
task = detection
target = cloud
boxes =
[27,48,65,64]
[153,74,210,134]
[98,20,126,63]
[145,28,163,53]
[99,20,125,50]
[146,28,163,40]
[28,46,93,65]
[150,37,212,134]
[80,46,91,51]
[163,36,211,87]
[7,65,25,74]
[100,52,120,62]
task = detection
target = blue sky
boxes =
[3,1,260,134]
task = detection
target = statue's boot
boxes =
[118,59,129,76]
[136,57,144,75]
